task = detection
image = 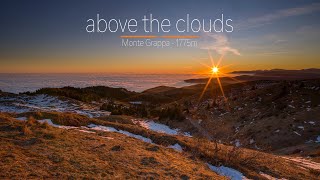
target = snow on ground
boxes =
[309,121,315,125]
[183,132,192,137]
[129,101,142,105]
[15,115,255,179]
[87,124,186,153]
[0,94,110,117]
[207,164,248,180]
[288,105,295,109]
[88,124,153,143]
[168,143,183,152]
[234,139,241,147]
[282,157,320,170]
[132,119,192,137]
[16,117,27,121]
[293,131,301,136]
[316,136,320,143]
[39,119,78,129]
[15,117,183,150]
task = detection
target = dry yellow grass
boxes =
[7,112,320,179]
[0,113,224,179]
[18,111,91,126]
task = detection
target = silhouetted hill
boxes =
[32,86,137,102]
[185,69,320,83]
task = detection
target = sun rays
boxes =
[198,50,231,108]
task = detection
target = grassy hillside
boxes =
[1,112,319,179]
[0,113,223,179]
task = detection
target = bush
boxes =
[26,116,37,126]
[33,86,136,102]
[100,101,150,117]
[158,104,185,122]
[22,125,32,136]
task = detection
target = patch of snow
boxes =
[0,94,110,118]
[38,119,77,129]
[305,139,313,143]
[88,124,153,143]
[137,120,178,135]
[288,105,295,109]
[168,143,183,152]
[235,139,241,147]
[309,121,315,125]
[129,101,142,105]
[297,126,304,130]
[219,112,229,116]
[16,117,27,121]
[133,119,192,137]
[275,129,280,133]
[183,132,192,137]
[38,119,59,127]
[255,144,261,150]
[207,164,248,180]
[249,139,254,144]
[293,131,301,136]
[14,116,79,130]
[316,136,320,143]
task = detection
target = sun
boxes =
[211,66,219,74]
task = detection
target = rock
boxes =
[14,138,41,146]
[140,157,159,166]
[48,153,64,163]
[180,174,190,180]
[146,145,160,152]
[111,145,123,151]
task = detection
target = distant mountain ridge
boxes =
[230,68,320,74]
[185,68,320,83]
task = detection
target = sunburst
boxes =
[198,50,229,108]
[212,66,219,74]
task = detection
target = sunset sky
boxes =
[0,0,320,73]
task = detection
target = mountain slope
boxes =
[0,113,224,179]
